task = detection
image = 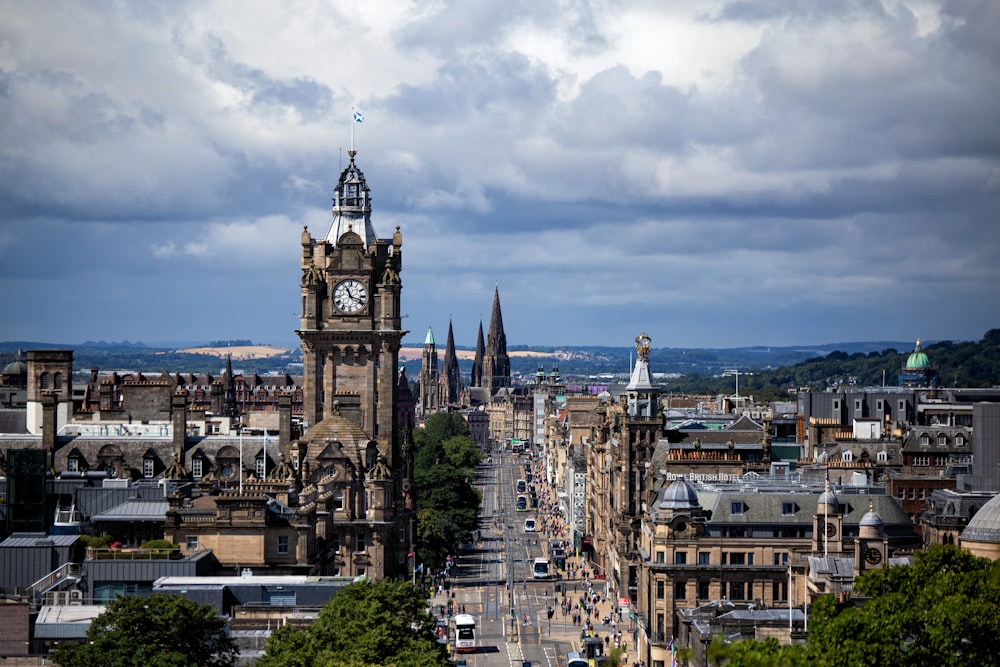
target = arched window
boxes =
[39,372,50,390]
[53,372,63,391]
[366,443,378,470]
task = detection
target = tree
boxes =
[806,544,1000,666]
[52,593,236,667]
[441,435,482,469]
[257,578,448,667]
[710,545,1000,667]
[412,412,482,567]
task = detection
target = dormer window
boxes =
[143,457,155,478]
[192,458,203,479]
[956,435,966,447]
[67,456,79,472]
[937,434,948,447]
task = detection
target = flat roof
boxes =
[34,605,106,639]
[155,574,361,587]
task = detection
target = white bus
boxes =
[567,652,589,667]
[532,557,550,579]
[452,613,476,653]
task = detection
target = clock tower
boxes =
[854,499,889,576]
[812,476,843,554]
[295,149,411,579]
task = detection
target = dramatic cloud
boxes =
[1,0,997,350]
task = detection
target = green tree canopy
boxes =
[441,434,483,469]
[257,578,448,667]
[414,412,470,467]
[712,545,1000,667]
[412,412,482,567]
[807,544,1000,666]
[52,594,237,667]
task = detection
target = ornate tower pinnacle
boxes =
[471,320,485,388]
[442,320,461,405]
[482,285,511,395]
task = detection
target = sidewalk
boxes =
[530,454,636,664]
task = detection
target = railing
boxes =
[86,547,183,560]
[169,512,217,525]
[26,562,84,611]
[26,562,80,598]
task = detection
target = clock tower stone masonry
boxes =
[294,150,412,579]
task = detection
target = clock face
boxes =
[333,279,367,313]
[825,522,838,537]
[865,547,883,565]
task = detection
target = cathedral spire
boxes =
[442,320,461,405]
[483,285,511,394]
[471,320,485,388]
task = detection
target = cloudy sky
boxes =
[2,1,998,350]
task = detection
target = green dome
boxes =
[905,339,929,369]
[1,359,27,377]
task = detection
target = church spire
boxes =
[442,320,461,405]
[482,285,511,394]
[224,353,238,420]
[471,320,485,388]
[419,327,439,414]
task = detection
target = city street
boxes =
[427,449,624,667]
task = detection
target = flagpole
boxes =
[351,107,355,152]
[239,427,243,495]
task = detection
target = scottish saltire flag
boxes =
[353,110,364,124]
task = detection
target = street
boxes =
[427,449,624,667]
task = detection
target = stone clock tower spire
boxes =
[295,150,411,579]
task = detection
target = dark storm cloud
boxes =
[0,1,996,348]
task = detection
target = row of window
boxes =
[832,398,907,413]
[918,433,966,447]
[654,551,790,567]
[654,579,789,606]
[898,487,930,501]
